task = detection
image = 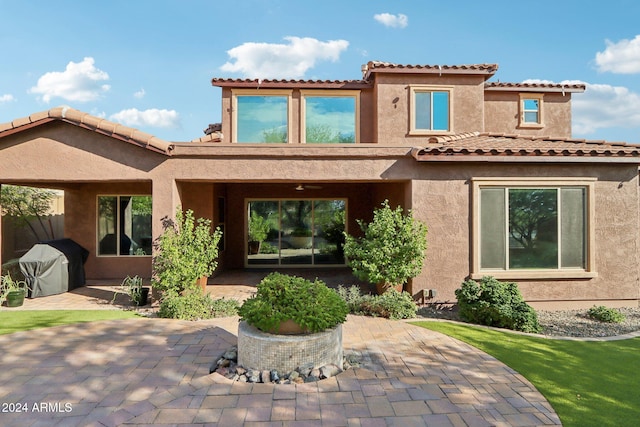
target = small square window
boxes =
[519,94,544,128]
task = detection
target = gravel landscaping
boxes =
[417,305,640,338]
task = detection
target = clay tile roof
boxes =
[485,82,586,93]
[211,78,370,89]
[363,61,499,80]
[412,132,640,163]
[190,131,223,143]
[0,107,175,155]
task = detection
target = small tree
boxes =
[0,185,57,241]
[152,208,222,298]
[343,200,428,293]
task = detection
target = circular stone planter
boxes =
[237,321,343,374]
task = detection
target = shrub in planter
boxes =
[343,200,427,293]
[455,276,541,333]
[587,305,625,323]
[238,272,349,334]
[158,292,239,320]
[152,208,222,298]
[1,273,29,307]
[114,275,150,306]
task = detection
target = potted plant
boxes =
[237,272,349,375]
[1,273,29,307]
[153,208,222,297]
[289,227,312,249]
[343,200,428,294]
[117,275,150,306]
[248,212,270,254]
[238,272,348,334]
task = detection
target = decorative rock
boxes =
[210,346,362,384]
[223,348,238,361]
[320,364,342,379]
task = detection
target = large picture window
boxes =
[233,90,291,143]
[410,86,452,133]
[301,91,358,143]
[98,195,152,256]
[474,179,595,278]
[246,199,346,266]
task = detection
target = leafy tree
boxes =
[152,208,222,298]
[343,200,428,292]
[0,185,57,241]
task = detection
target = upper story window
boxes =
[98,195,152,256]
[519,93,544,128]
[232,89,291,143]
[301,91,359,143]
[410,86,452,134]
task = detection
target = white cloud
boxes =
[523,78,640,138]
[134,88,146,99]
[109,108,180,129]
[374,13,408,28]
[571,83,640,135]
[595,35,640,74]
[220,36,349,79]
[0,94,15,103]
[29,57,110,103]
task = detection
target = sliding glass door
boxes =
[247,199,346,266]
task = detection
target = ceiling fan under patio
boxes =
[294,184,323,191]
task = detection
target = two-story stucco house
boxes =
[2,61,639,309]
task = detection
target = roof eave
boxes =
[211,79,372,90]
[412,153,640,164]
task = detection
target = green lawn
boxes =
[0,310,140,335]
[413,321,640,427]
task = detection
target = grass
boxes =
[412,321,640,427]
[0,310,140,335]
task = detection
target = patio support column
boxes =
[151,177,181,257]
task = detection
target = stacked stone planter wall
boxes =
[237,321,343,374]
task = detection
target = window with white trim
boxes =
[410,86,452,133]
[474,179,594,278]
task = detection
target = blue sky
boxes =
[1,0,639,143]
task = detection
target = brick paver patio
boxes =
[0,306,561,426]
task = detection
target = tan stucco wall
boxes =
[65,182,153,279]
[409,162,640,309]
[484,91,573,138]
[1,120,639,308]
[372,74,486,144]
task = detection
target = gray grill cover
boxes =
[19,244,69,298]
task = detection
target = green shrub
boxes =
[152,208,222,298]
[238,272,348,334]
[343,200,427,293]
[1,259,25,282]
[587,305,625,323]
[158,293,239,320]
[455,276,541,333]
[337,285,417,320]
